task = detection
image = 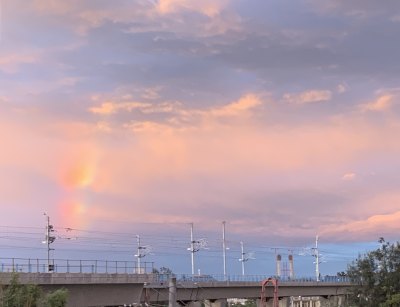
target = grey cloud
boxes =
[6,0,400,119]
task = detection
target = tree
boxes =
[0,274,68,307]
[159,267,173,274]
[346,239,400,307]
[1,274,42,307]
[40,289,68,307]
[229,299,257,307]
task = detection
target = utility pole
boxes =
[135,234,150,274]
[43,213,55,272]
[239,241,255,276]
[222,221,227,279]
[313,235,320,281]
[240,241,245,275]
[187,223,207,275]
[136,235,142,273]
[189,223,195,275]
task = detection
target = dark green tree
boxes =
[1,274,42,307]
[346,239,400,307]
[159,267,173,274]
[40,289,68,307]
[0,274,68,307]
[229,299,257,307]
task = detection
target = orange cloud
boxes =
[207,94,262,117]
[342,172,356,181]
[321,211,400,241]
[89,94,262,125]
[361,94,393,112]
[89,101,151,115]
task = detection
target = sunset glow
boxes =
[1,0,400,275]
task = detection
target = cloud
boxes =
[206,94,262,117]
[141,87,162,100]
[123,120,174,133]
[0,96,9,103]
[156,0,228,17]
[319,190,400,241]
[0,54,38,73]
[283,90,332,104]
[342,172,356,181]
[337,83,348,94]
[360,94,393,112]
[89,94,262,129]
[88,101,152,115]
[32,0,75,14]
[321,211,400,241]
[307,0,400,19]
[3,0,400,249]
[391,15,400,22]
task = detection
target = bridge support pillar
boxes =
[186,301,202,307]
[169,277,177,307]
[205,299,228,307]
[256,297,290,307]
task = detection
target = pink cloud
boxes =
[319,191,400,241]
[321,211,400,242]
[0,54,38,73]
[2,92,400,241]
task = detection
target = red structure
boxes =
[260,278,279,307]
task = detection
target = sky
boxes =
[1,0,400,277]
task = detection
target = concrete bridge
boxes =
[143,278,352,307]
[0,272,149,307]
[144,280,351,301]
[0,272,352,307]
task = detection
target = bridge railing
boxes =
[154,274,350,283]
[0,257,154,274]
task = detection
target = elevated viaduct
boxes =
[0,273,352,307]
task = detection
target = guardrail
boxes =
[0,258,350,284]
[154,274,350,283]
[0,257,154,274]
